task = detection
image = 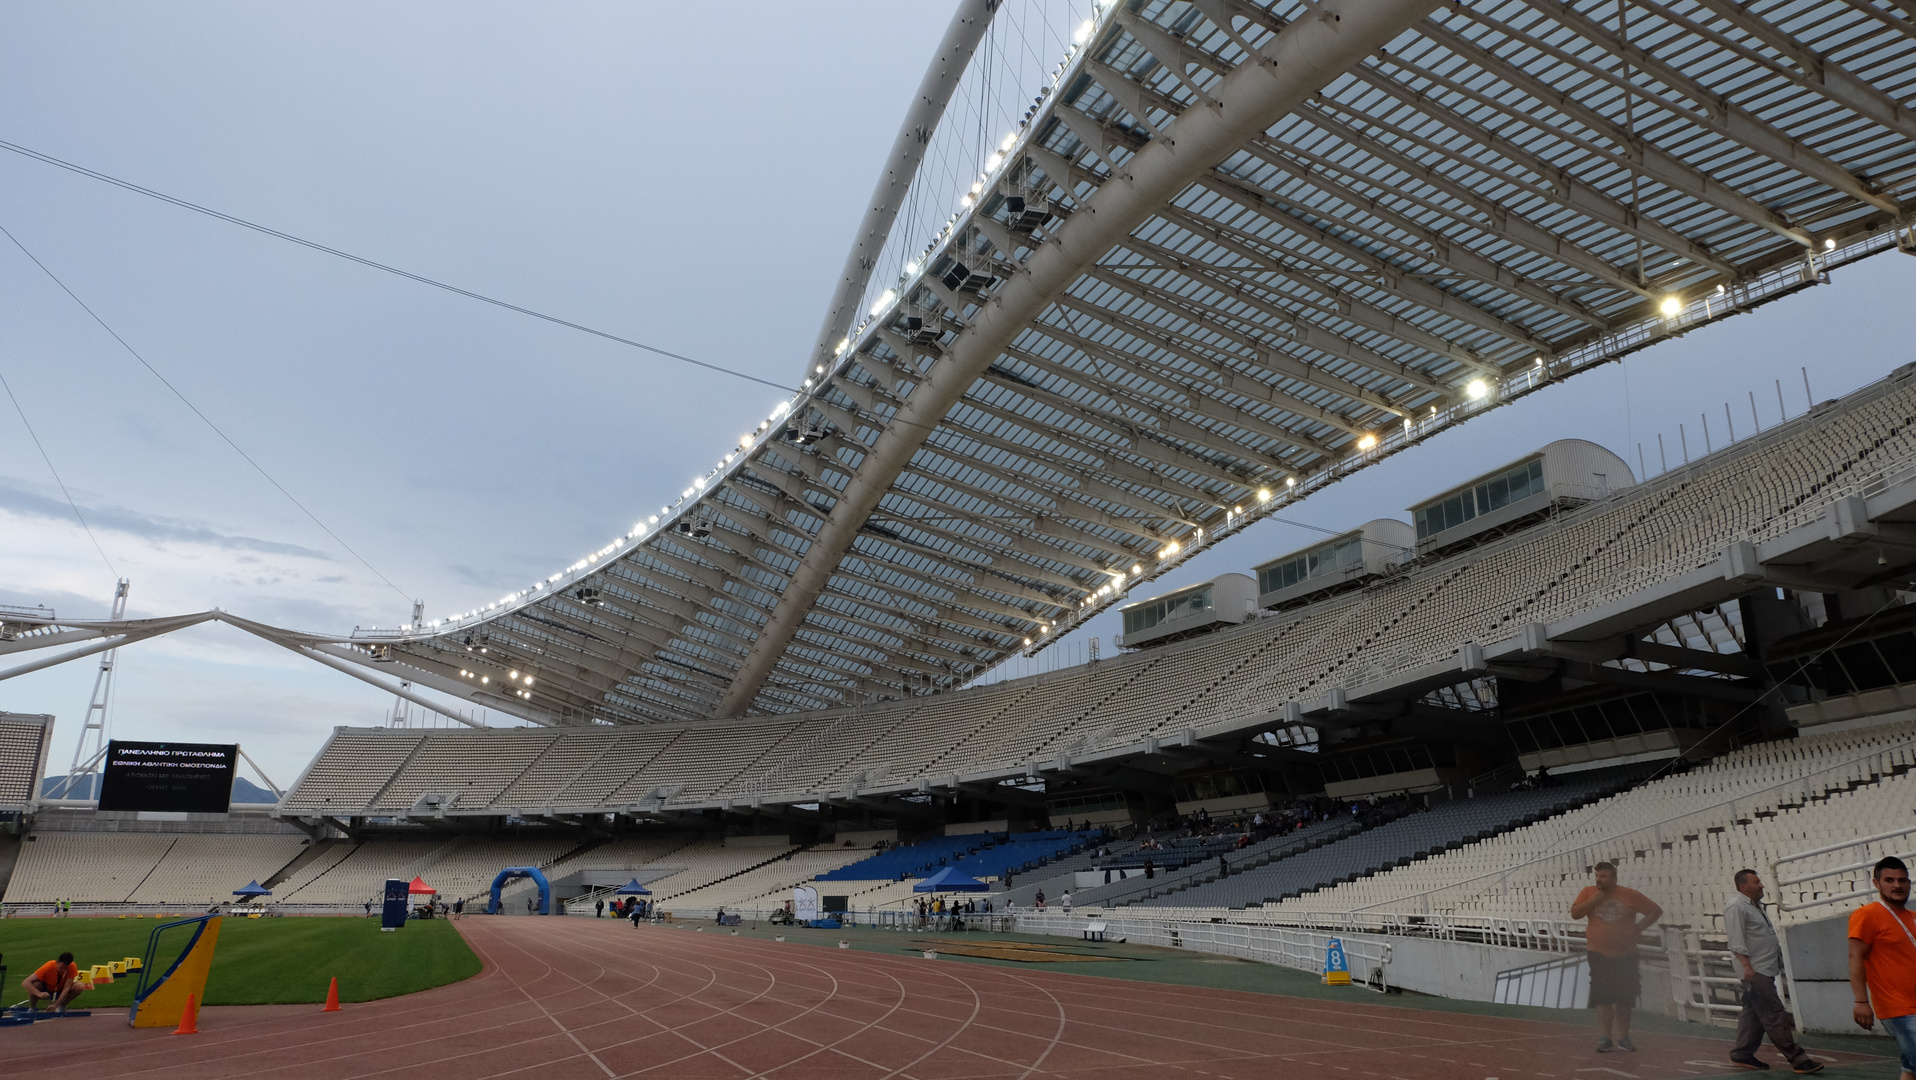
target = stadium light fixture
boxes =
[1466,379,1489,400]
[1356,433,1378,450]
[524,677,533,687]
[1161,540,1180,558]
[1073,18,1094,43]
[1258,488,1272,501]
[1825,238,1836,250]
[869,289,896,317]
[1659,296,1682,316]
[1286,477,1296,488]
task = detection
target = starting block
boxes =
[2,1004,94,1026]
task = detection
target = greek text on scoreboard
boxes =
[98,740,238,813]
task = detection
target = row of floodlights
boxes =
[406,66,1837,638]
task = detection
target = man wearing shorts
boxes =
[22,952,84,1013]
[1849,856,1916,1080]
[1572,861,1662,1053]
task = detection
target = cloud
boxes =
[0,479,335,560]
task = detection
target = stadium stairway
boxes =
[1082,814,1380,909]
[261,837,338,890]
[652,843,819,904]
[1121,768,1646,912]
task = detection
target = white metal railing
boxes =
[1772,822,1916,914]
[1016,911,1392,988]
[1493,952,1588,1008]
[1663,925,1746,1027]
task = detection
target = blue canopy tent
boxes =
[912,867,989,893]
[614,879,651,895]
[231,880,271,897]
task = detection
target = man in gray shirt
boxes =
[1726,868,1823,1073]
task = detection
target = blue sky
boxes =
[3,3,1913,785]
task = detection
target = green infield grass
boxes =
[0,915,480,1006]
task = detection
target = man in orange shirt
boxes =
[1849,856,1916,1080]
[22,951,85,1013]
[1572,861,1662,1053]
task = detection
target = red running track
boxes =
[5,918,1873,1080]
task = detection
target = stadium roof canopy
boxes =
[10,0,1916,727]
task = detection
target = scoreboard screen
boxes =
[97,740,237,813]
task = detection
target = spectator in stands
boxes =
[1571,861,1662,1053]
[1726,869,1822,1073]
[1849,856,1916,1080]
[1143,857,1155,880]
[595,898,605,918]
[22,951,84,1013]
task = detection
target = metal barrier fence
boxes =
[1183,909,1590,954]
[1013,912,1392,989]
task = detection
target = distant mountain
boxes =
[37,774,279,805]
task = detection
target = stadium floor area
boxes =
[6,917,1892,1080]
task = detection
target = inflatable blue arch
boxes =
[487,866,553,914]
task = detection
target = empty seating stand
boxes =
[1130,768,1643,912]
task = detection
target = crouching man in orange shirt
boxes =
[22,952,85,1013]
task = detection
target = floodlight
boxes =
[1824,238,1836,250]
[1659,296,1682,316]
[1357,433,1378,450]
[1466,379,1489,400]
[1286,477,1297,488]
[1258,488,1272,501]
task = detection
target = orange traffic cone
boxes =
[322,977,340,1012]
[174,993,200,1035]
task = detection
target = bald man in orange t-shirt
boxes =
[1572,862,1662,1053]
